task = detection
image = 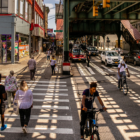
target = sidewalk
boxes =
[0,53,42,77]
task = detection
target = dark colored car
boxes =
[124,52,140,65]
[87,47,99,56]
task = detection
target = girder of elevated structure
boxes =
[69,0,140,22]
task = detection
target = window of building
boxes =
[0,0,8,13]
[15,0,19,14]
[25,1,28,21]
[20,0,24,17]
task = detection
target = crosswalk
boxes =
[1,80,74,137]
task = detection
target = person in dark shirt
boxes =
[87,51,91,67]
[0,74,7,131]
[80,82,106,140]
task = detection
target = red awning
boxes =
[121,20,140,41]
[56,19,63,40]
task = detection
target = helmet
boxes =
[121,60,125,64]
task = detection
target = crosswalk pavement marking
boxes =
[33,105,69,110]
[33,98,69,102]
[31,88,68,91]
[101,65,113,72]
[1,127,73,134]
[85,66,95,74]
[1,80,66,84]
[4,114,72,120]
[27,84,67,87]
[33,93,68,96]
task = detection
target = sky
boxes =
[44,0,60,33]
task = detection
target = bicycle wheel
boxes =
[123,83,128,95]
[90,131,100,140]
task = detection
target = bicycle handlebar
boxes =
[82,108,104,113]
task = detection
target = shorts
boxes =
[0,103,5,115]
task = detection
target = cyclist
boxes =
[118,60,130,89]
[80,82,107,140]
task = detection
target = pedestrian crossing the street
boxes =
[0,80,74,138]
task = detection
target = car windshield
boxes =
[106,52,119,56]
[72,49,84,55]
[88,47,97,51]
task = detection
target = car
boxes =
[124,52,140,65]
[69,48,86,63]
[111,48,129,55]
[101,51,123,66]
[87,47,99,56]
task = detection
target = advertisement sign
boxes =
[47,29,53,33]
[19,45,29,58]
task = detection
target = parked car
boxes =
[111,48,129,55]
[69,48,86,63]
[124,52,140,65]
[87,47,99,56]
[101,51,123,66]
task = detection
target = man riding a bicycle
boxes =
[118,60,130,89]
[80,82,106,140]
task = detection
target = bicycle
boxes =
[83,108,104,140]
[119,75,129,95]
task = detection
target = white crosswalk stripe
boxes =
[2,127,73,134]
[33,98,69,102]
[33,93,68,96]
[85,66,95,74]
[101,65,113,72]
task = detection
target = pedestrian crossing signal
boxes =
[93,6,98,17]
[103,0,110,8]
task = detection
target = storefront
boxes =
[0,34,29,63]
[19,35,29,59]
[1,34,19,63]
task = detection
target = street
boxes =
[0,54,140,140]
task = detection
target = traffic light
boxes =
[93,6,98,16]
[103,0,110,8]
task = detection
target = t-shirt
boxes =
[0,85,6,107]
[47,51,51,56]
[50,59,56,66]
[118,64,128,72]
[81,89,99,109]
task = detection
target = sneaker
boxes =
[1,124,7,131]
[22,126,27,133]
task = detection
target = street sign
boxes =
[54,30,63,32]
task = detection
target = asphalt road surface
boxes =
[1,55,140,140]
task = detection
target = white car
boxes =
[101,51,123,66]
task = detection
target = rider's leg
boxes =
[122,71,126,83]
[118,73,121,88]
[80,110,87,139]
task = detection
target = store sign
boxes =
[33,26,44,38]
[19,45,29,58]
[47,29,53,33]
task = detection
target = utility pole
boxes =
[62,0,70,75]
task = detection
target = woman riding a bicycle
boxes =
[118,60,130,89]
[80,82,107,140]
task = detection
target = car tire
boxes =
[105,60,108,66]
[134,60,137,66]
[72,60,75,63]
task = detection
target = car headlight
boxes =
[73,55,75,57]
[108,58,111,60]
